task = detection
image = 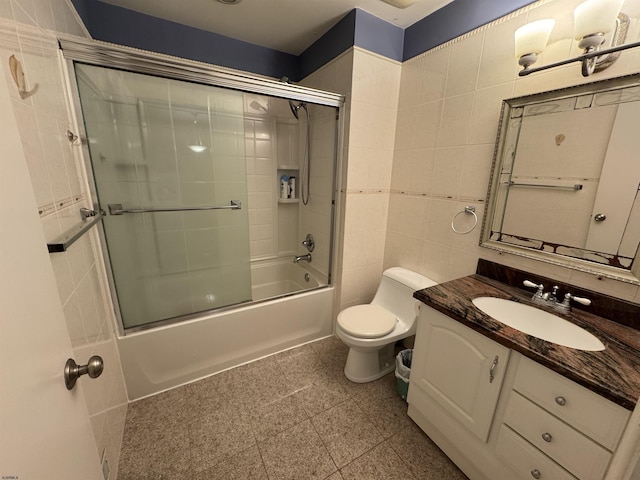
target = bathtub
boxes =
[117,259,333,400]
[251,258,324,300]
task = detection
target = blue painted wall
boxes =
[298,10,357,81]
[73,0,534,80]
[404,0,536,61]
[72,0,299,80]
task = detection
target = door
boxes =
[585,101,640,257]
[0,70,102,478]
[74,64,252,330]
[410,306,510,443]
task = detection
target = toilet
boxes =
[336,267,437,383]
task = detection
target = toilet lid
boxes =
[337,304,396,338]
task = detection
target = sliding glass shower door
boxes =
[76,64,252,329]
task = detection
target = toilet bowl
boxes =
[336,267,437,383]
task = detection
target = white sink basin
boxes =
[471,297,605,351]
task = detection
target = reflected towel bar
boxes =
[47,209,105,253]
[108,200,242,215]
[507,182,583,191]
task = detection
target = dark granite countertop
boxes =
[413,274,640,410]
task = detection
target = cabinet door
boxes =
[410,306,510,442]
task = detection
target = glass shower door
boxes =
[76,64,252,330]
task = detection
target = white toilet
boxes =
[336,267,437,383]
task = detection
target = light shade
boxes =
[574,0,625,39]
[515,19,556,59]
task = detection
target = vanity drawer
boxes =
[496,425,578,480]
[504,391,611,480]
[513,356,629,450]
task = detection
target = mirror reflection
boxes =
[481,74,640,283]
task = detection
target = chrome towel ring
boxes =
[451,206,478,235]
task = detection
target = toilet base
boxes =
[343,343,395,383]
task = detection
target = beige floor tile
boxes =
[325,472,345,480]
[259,419,337,479]
[194,446,268,480]
[389,420,467,479]
[250,392,309,441]
[275,344,327,385]
[117,336,467,480]
[355,389,415,439]
[341,371,397,404]
[340,441,415,479]
[118,423,191,480]
[312,401,384,468]
[294,370,351,416]
[189,405,256,473]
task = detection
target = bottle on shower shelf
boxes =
[280,175,289,199]
[289,177,296,199]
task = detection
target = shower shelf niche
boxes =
[277,165,299,204]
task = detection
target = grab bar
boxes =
[48,209,105,253]
[108,200,242,215]
[507,182,583,191]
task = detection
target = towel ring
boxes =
[451,206,478,235]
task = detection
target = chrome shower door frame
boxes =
[59,38,345,335]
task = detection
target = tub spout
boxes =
[293,253,312,263]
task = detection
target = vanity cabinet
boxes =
[409,306,510,442]
[408,304,632,480]
[497,356,630,480]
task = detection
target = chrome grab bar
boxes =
[506,181,583,191]
[108,200,241,215]
[47,209,106,253]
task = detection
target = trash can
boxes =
[395,349,412,401]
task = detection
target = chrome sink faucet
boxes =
[523,280,591,311]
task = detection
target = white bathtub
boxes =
[117,259,333,400]
[251,258,324,300]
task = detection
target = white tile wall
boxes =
[387,0,640,298]
[0,3,127,478]
[303,48,402,311]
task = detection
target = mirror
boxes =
[481,74,640,284]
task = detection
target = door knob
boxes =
[64,355,104,390]
[594,213,606,222]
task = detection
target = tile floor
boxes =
[117,336,468,479]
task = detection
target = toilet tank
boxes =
[371,267,437,323]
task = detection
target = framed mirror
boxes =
[481,73,640,284]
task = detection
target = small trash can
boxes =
[395,349,412,401]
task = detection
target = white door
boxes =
[0,67,103,478]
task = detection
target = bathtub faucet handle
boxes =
[302,233,315,252]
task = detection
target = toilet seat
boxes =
[337,304,396,338]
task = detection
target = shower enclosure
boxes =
[63,40,342,333]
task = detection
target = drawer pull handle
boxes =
[531,469,541,479]
[489,355,499,383]
[555,396,566,406]
[542,432,553,442]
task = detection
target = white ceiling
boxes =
[97,0,454,55]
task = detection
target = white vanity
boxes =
[408,269,640,480]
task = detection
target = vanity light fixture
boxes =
[515,0,638,77]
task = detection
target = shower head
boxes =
[289,100,307,120]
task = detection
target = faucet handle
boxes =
[563,293,591,307]
[523,280,544,297]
